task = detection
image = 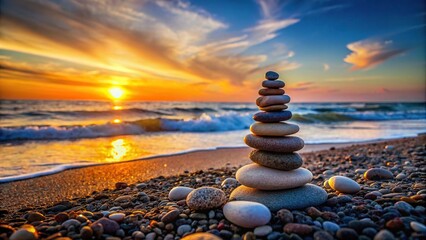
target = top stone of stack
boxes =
[265,71,279,80]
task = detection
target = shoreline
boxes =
[0,136,419,213]
[0,135,416,184]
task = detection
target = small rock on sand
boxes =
[328,176,360,194]
[186,187,226,211]
[168,186,194,201]
[223,201,271,228]
[364,168,393,180]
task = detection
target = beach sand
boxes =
[0,142,356,212]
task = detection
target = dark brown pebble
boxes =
[54,213,69,224]
[314,230,334,240]
[161,210,180,223]
[306,207,322,219]
[283,223,312,235]
[258,88,285,96]
[277,209,293,224]
[364,168,393,180]
[115,182,128,190]
[336,228,358,240]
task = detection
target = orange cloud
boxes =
[0,0,300,97]
[344,40,406,70]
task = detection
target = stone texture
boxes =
[186,187,226,211]
[283,223,313,235]
[258,104,288,112]
[265,71,279,80]
[168,186,194,201]
[109,213,125,222]
[161,209,180,223]
[26,212,45,223]
[223,201,271,228]
[9,225,38,240]
[262,80,285,88]
[364,168,394,180]
[250,122,299,136]
[92,218,120,234]
[249,150,303,170]
[229,184,328,211]
[236,164,312,190]
[253,111,292,123]
[256,95,290,107]
[258,88,285,96]
[328,176,360,194]
[244,135,304,153]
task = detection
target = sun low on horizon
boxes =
[0,0,425,102]
[108,86,125,100]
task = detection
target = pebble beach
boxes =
[1,136,425,240]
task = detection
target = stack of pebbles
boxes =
[229,71,327,211]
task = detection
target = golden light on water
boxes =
[113,105,123,110]
[108,86,125,99]
[109,138,128,161]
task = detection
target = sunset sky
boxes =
[1,0,425,102]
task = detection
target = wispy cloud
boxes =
[0,0,302,91]
[288,81,314,91]
[344,39,406,70]
[324,76,383,83]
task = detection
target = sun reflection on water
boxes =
[107,138,129,162]
[113,105,123,110]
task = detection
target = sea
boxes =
[0,100,425,182]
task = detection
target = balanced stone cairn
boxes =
[229,71,328,211]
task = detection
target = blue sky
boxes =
[0,0,425,102]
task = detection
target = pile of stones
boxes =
[230,71,328,211]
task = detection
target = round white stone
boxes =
[328,176,360,194]
[250,122,299,136]
[168,186,194,201]
[223,201,271,228]
[236,163,313,190]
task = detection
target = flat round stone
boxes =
[328,176,360,194]
[236,163,312,190]
[259,88,285,96]
[364,168,394,180]
[250,122,299,136]
[169,186,194,201]
[265,71,279,80]
[244,134,304,152]
[249,150,303,170]
[229,184,328,211]
[256,95,290,107]
[262,80,285,88]
[259,104,288,112]
[253,111,292,123]
[223,201,271,228]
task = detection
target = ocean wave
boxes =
[0,108,171,118]
[171,107,217,112]
[1,109,425,141]
[0,112,253,141]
